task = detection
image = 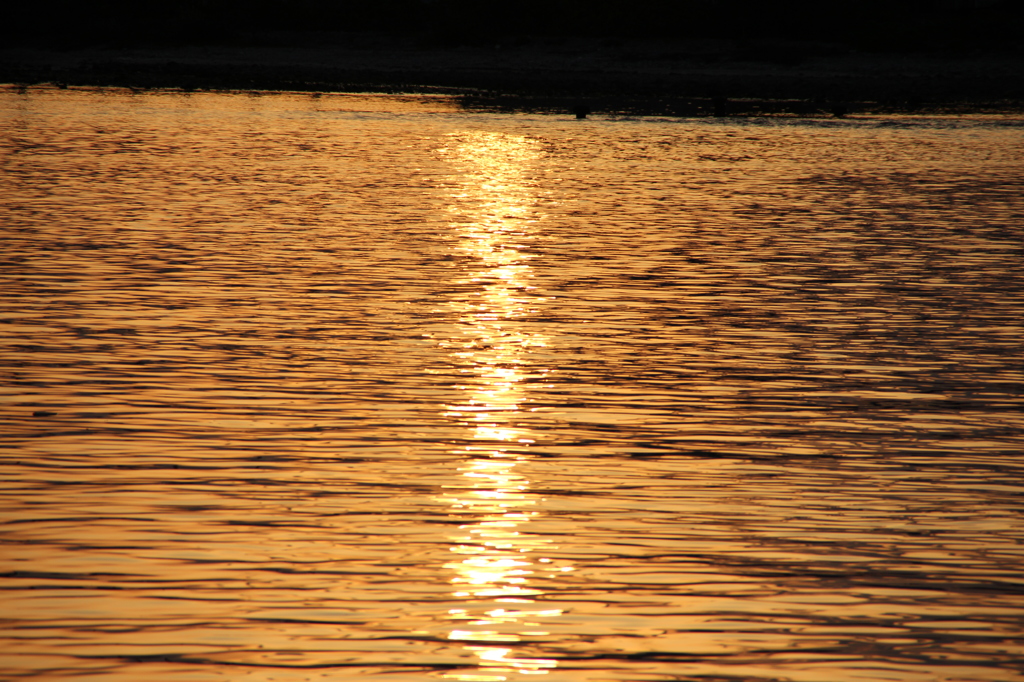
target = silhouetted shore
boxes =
[4,36,1024,116]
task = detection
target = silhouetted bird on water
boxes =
[573,104,590,119]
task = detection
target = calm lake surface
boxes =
[2,87,1024,682]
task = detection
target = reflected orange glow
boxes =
[6,89,1022,682]
[437,131,565,679]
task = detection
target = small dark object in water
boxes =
[713,96,728,117]
[573,104,590,119]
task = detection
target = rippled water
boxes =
[2,87,1024,681]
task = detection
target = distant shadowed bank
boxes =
[3,0,1023,113]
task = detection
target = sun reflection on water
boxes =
[436,131,566,680]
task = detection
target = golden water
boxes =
[2,87,1023,681]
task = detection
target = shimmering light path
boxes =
[437,131,565,680]
[2,87,1024,681]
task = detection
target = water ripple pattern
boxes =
[2,87,1024,682]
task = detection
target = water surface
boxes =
[2,87,1024,681]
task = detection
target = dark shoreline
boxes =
[4,39,1024,117]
